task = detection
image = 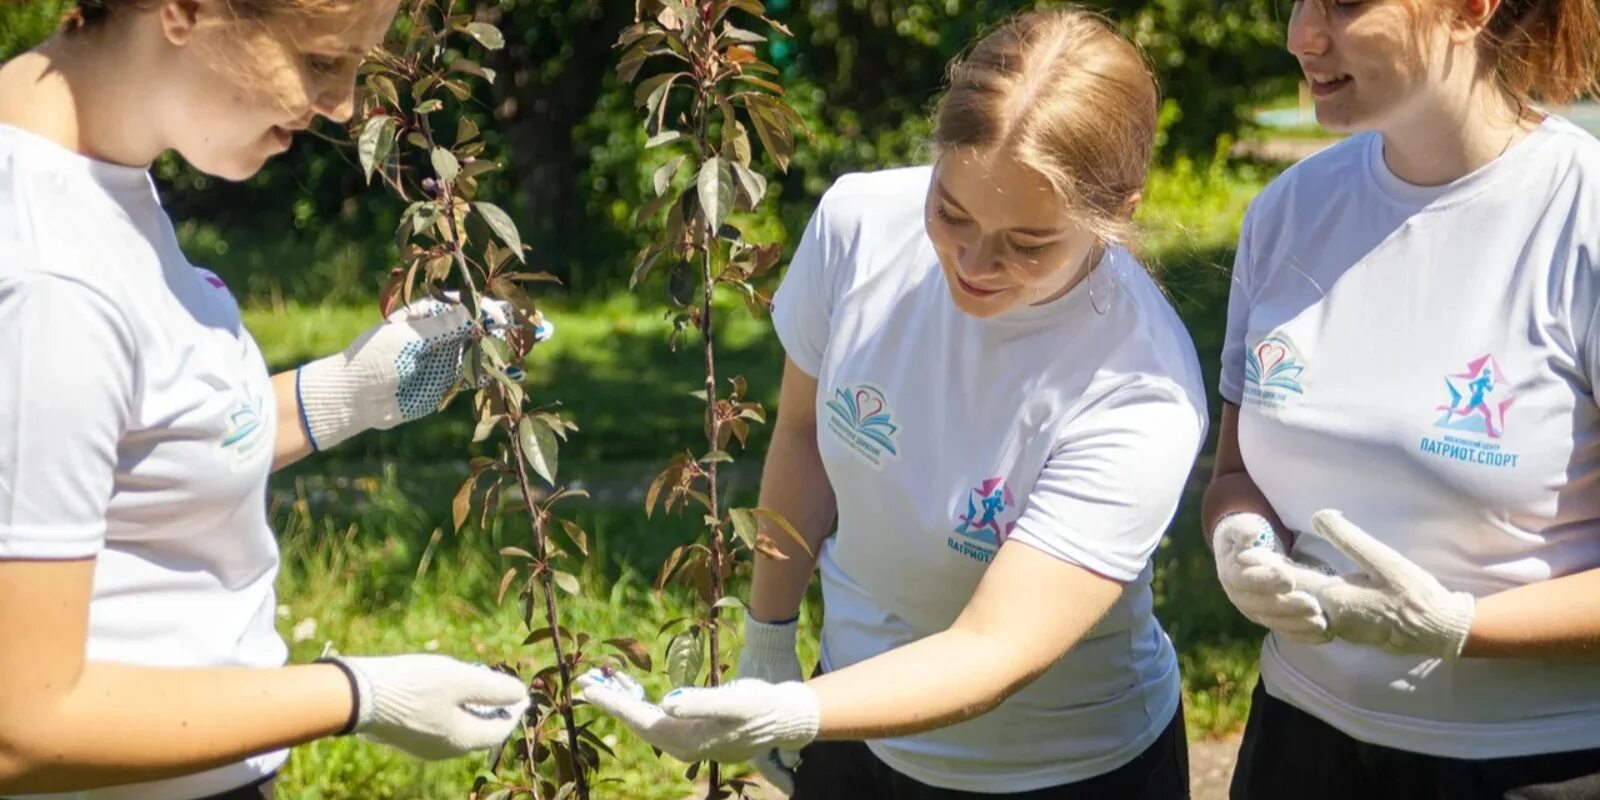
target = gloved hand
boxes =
[320,654,529,760]
[736,613,805,795]
[295,295,553,451]
[1212,512,1333,644]
[576,669,818,765]
[1293,510,1476,659]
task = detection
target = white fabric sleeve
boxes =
[0,273,135,559]
[1005,382,1205,583]
[1218,207,1257,406]
[1582,243,1600,406]
[771,186,847,378]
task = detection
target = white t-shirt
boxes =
[1222,115,1600,758]
[772,166,1208,792]
[0,125,288,799]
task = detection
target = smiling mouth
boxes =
[1305,71,1353,97]
[954,274,1005,298]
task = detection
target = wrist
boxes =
[315,657,371,735]
[1214,511,1286,555]
[741,611,801,674]
[1429,591,1477,660]
[296,355,379,451]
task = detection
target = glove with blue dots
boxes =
[295,295,552,451]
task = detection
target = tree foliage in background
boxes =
[0,0,1294,304]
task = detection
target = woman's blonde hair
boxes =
[934,8,1160,247]
[62,0,358,31]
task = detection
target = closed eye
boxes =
[935,205,971,227]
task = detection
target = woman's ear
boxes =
[1449,0,1503,42]
[1122,191,1144,218]
[158,0,206,46]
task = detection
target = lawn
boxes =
[252,157,1276,799]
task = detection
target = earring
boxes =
[1088,245,1113,315]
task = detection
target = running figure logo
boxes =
[954,477,1016,547]
[1435,354,1515,439]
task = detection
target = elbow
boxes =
[0,708,62,790]
[0,732,39,790]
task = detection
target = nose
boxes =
[1287,0,1330,59]
[313,73,358,124]
[958,235,1005,280]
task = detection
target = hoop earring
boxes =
[1087,244,1113,316]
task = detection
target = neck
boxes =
[0,24,168,168]
[1379,83,1534,187]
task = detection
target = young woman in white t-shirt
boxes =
[0,2,535,798]
[578,11,1209,798]
[1203,0,1600,795]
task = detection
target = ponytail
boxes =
[1483,0,1600,106]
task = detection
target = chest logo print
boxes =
[1435,354,1516,438]
[947,477,1018,564]
[1420,354,1521,469]
[825,384,899,469]
[1244,335,1305,409]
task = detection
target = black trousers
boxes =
[793,704,1189,799]
[192,774,276,800]
[1233,680,1600,800]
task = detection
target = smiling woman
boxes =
[577,9,1210,800]
[0,1,535,798]
[45,0,394,179]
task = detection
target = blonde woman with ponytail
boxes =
[1201,0,1600,795]
[0,2,536,797]
[580,10,1206,799]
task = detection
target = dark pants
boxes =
[1233,680,1600,800]
[794,704,1189,799]
[192,774,276,800]
[3,774,272,800]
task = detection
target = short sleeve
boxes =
[771,188,845,378]
[1218,208,1257,406]
[1005,382,1205,582]
[0,272,135,559]
[1581,243,1600,406]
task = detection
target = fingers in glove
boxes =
[456,666,530,707]
[659,679,771,721]
[1310,510,1412,586]
[577,669,669,730]
[1252,608,1333,643]
[1232,558,1296,595]
[1231,587,1323,621]
[753,750,797,796]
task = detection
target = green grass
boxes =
[249,158,1278,798]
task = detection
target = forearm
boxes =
[747,425,835,624]
[1204,405,1291,549]
[1463,567,1600,659]
[1201,472,1291,548]
[0,661,350,792]
[807,628,1032,740]
[272,370,314,471]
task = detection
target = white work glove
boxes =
[1292,510,1476,659]
[736,613,805,795]
[576,669,818,765]
[1212,512,1333,644]
[320,654,530,760]
[295,295,553,451]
